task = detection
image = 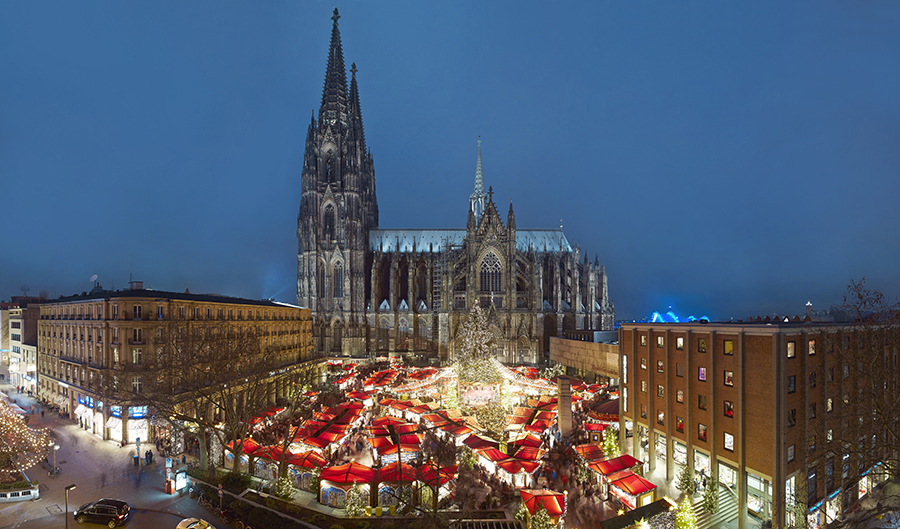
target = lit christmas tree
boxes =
[675,497,697,529]
[531,506,556,529]
[0,401,52,479]
[454,304,500,384]
[345,480,368,517]
[602,425,621,458]
[675,465,696,495]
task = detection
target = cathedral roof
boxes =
[369,229,572,253]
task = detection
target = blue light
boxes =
[647,309,710,323]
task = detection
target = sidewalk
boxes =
[0,364,204,527]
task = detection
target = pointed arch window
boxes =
[480,253,502,292]
[317,264,326,299]
[333,262,343,298]
[324,204,336,241]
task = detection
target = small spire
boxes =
[331,7,340,26]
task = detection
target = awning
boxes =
[588,454,642,477]
[55,395,68,406]
[74,404,89,418]
[519,489,566,517]
[319,462,375,484]
[106,417,122,429]
[574,443,606,462]
[608,471,657,496]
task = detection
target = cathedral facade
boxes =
[297,10,614,364]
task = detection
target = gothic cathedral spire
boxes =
[320,8,348,129]
[470,138,487,220]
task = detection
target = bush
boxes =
[220,471,252,493]
[248,506,280,528]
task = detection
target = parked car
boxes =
[73,498,132,527]
[176,518,216,529]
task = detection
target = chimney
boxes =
[129,281,144,290]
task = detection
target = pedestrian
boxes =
[41,409,44,418]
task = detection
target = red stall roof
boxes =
[320,462,375,484]
[519,489,566,517]
[608,471,657,496]
[588,454,642,476]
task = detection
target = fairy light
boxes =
[0,399,53,477]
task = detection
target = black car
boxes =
[73,498,132,527]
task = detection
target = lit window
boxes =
[698,395,707,410]
[641,404,647,419]
[641,381,647,393]
[826,398,833,412]
[787,341,796,358]
[657,385,664,398]
[724,340,733,356]
[724,432,734,452]
[623,388,628,412]
[724,370,734,387]
[698,339,707,353]
[809,339,816,355]
[657,410,664,425]
[657,336,664,348]
[827,429,832,442]
[640,334,647,347]
[641,357,647,370]
[657,360,664,373]
[676,337,684,350]
[676,417,684,433]
[698,424,707,442]
[676,390,684,403]
[698,367,707,381]
[724,400,734,417]
[788,445,795,462]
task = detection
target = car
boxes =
[73,498,132,527]
[176,518,216,529]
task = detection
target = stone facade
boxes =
[297,10,615,364]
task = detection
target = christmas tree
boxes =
[701,477,718,514]
[454,304,500,384]
[675,464,696,495]
[601,425,621,459]
[345,480,368,517]
[531,506,556,529]
[675,497,697,529]
[0,401,52,479]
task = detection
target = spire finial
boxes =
[351,62,357,77]
[470,137,487,220]
[332,8,340,26]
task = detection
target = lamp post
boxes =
[53,444,60,473]
[65,484,76,529]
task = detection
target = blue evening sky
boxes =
[1,2,898,321]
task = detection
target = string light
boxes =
[0,399,53,477]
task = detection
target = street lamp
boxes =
[65,484,76,529]
[53,444,60,472]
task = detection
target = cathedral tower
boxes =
[297,9,377,355]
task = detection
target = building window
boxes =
[826,398,833,412]
[698,338,707,353]
[676,363,684,377]
[724,400,734,417]
[132,348,142,365]
[676,337,684,350]
[623,388,628,412]
[133,305,142,320]
[827,428,833,441]
[333,262,344,298]
[113,305,119,319]
[809,339,816,355]
[809,403,816,419]
[724,340,733,355]
[640,357,647,370]
[724,370,734,386]
[788,375,796,393]
[324,204,336,240]
[132,376,143,394]
[698,395,707,410]
[788,409,796,427]
[657,410,665,425]
[809,435,816,452]
[787,341,796,358]
[640,404,647,419]
[623,356,627,379]
[676,390,684,403]
[641,380,647,393]
[807,471,817,502]
[157,306,164,319]
[132,329,142,343]
[657,360,664,373]
[657,336,664,348]
[724,432,734,452]
[698,424,707,442]
[676,417,684,433]
[788,445,795,462]
[640,334,647,347]
[808,371,816,388]
[698,367,707,381]
[828,366,834,382]
[479,253,502,292]
[657,385,664,398]
[843,365,850,379]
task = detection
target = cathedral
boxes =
[297,10,614,364]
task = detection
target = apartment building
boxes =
[37,282,317,446]
[619,322,897,529]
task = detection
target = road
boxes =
[0,373,234,529]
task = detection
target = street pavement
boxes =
[0,370,233,529]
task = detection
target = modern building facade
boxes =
[618,322,896,529]
[297,10,615,364]
[36,282,316,445]
[6,299,42,392]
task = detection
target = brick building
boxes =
[618,322,896,529]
